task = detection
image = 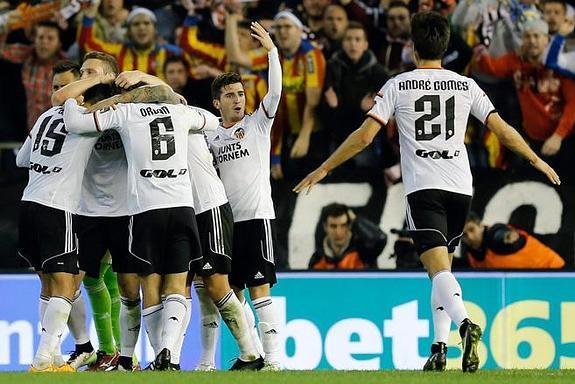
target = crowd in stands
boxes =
[1,0,574,269]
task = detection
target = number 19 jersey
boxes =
[368,68,496,196]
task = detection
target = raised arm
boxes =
[52,73,115,106]
[251,22,282,118]
[224,11,251,68]
[86,85,184,113]
[293,117,383,193]
[486,112,560,185]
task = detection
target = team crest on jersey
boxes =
[233,128,245,140]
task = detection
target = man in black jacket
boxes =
[323,21,389,170]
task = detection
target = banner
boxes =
[221,272,575,370]
[286,170,575,269]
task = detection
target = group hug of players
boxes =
[18,22,282,372]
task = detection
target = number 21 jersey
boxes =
[368,68,496,196]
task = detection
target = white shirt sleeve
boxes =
[259,47,282,120]
[63,98,123,134]
[469,79,496,124]
[367,78,396,126]
[188,106,220,132]
[15,136,31,167]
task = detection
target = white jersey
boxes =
[17,106,98,212]
[368,68,496,196]
[187,132,228,214]
[207,108,275,222]
[77,130,129,217]
[207,47,282,222]
[64,100,216,215]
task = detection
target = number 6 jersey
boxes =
[18,106,99,212]
[367,68,496,196]
[64,99,219,215]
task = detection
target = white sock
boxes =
[39,295,49,324]
[217,291,258,361]
[171,297,192,365]
[40,295,65,367]
[120,296,141,358]
[142,303,163,355]
[195,282,219,367]
[33,296,72,369]
[160,294,188,353]
[253,296,280,364]
[242,298,264,358]
[431,288,451,345]
[67,290,90,345]
[432,271,469,326]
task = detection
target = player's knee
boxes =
[248,284,270,300]
[48,272,77,299]
[117,273,140,300]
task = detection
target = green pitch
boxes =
[1,370,575,384]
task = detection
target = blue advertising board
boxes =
[2,272,575,371]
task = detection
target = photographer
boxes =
[309,203,386,270]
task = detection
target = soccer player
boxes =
[52,52,133,371]
[16,66,117,373]
[87,65,265,370]
[207,21,282,370]
[294,11,560,373]
[63,83,218,371]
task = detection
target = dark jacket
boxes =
[309,216,387,269]
[324,49,388,143]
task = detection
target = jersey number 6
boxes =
[414,95,455,141]
[150,116,175,160]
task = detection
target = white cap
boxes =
[127,7,157,25]
[521,18,549,35]
[274,10,305,30]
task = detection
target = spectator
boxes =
[300,0,332,35]
[78,5,182,79]
[309,203,387,270]
[476,18,575,164]
[543,0,568,36]
[226,9,326,179]
[544,26,575,78]
[319,4,349,60]
[462,213,565,269]
[163,55,196,104]
[323,21,388,169]
[375,1,413,75]
[179,2,267,114]
[0,20,66,133]
[85,0,129,44]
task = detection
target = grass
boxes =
[1,370,574,384]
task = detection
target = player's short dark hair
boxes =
[83,84,116,105]
[411,11,450,60]
[543,0,567,11]
[211,72,243,100]
[53,60,80,79]
[320,203,351,224]
[35,21,63,42]
[163,55,190,73]
[82,51,120,75]
[345,21,368,39]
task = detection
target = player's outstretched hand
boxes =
[531,157,561,185]
[293,167,328,194]
[250,21,275,51]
